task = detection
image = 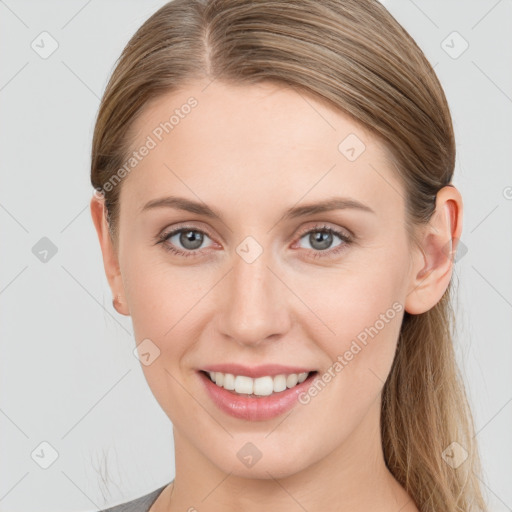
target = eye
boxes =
[156,223,353,260]
[156,226,214,257]
[295,224,352,258]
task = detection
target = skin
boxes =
[91,79,462,512]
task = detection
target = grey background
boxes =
[0,1,511,510]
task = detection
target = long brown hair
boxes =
[90,1,488,509]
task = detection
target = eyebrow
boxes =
[140,195,376,220]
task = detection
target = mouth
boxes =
[197,368,319,421]
[199,369,319,398]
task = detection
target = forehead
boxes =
[129,79,377,153]
[120,79,404,222]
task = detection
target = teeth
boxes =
[286,373,298,387]
[297,372,308,383]
[273,374,287,392]
[207,371,311,396]
[235,375,254,394]
[223,373,235,390]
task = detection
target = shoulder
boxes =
[99,484,169,512]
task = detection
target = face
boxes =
[108,79,417,478]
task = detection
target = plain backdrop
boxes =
[0,1,511,511]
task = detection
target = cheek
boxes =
[299,279,403,440]
[122,248,205,342]
[122,258,206,422]
[305,260,404,385]
[323,305,401,395]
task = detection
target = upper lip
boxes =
[200,364,315,379]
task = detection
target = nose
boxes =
[215,247,292,347]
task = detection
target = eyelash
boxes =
[155,223,353,260]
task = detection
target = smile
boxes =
[198,369,319,421]
[205,370,312,396]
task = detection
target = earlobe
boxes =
[404,185,463,315]
[90,194,130,316]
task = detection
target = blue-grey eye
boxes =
[167,229,211,251]
[298,229,344,251]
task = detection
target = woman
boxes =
[90,0,488,510]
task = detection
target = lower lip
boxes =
[198,370,318,421]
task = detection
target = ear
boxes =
[90,193,130,316]
[404,184,463,315]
